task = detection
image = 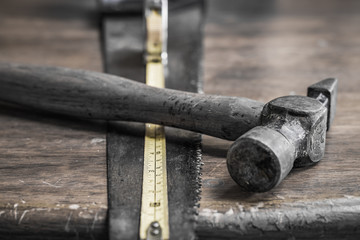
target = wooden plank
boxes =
[0,0,107,239]
[198,0,360,238]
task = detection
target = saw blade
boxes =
[100,1,204,239]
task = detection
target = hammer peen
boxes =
[0,63,338,192]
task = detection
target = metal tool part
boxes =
[98,0,204,239]
[144,0,168,64]
[227,78,337,191]
[146,221,162,240]
[97,0,143,13]
[97,0,201,13]
[103,15,145,240]
[140,1,169,239]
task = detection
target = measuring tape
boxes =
[140,1,169,240]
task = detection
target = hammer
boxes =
[0,63,338,192]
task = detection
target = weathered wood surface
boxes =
[198,0,360,239]
[0,0,108,239]
[0,0,359,239]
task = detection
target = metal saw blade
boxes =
[100,1,205,239]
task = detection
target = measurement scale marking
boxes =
[140,1,169,239]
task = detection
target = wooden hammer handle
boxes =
[0,63,264,140]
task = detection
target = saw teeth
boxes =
[186,139,202,229]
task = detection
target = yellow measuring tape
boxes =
[140,4,169,240]
[140,63,169,240]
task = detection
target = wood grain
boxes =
[198,0,360,238]
[0,62,263,141]
[0,0,107,238]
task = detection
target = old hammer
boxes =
[0,63,338,192]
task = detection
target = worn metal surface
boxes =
[97,0,143,13]
[101,1,205,239]
[101,9,144,240]
[308,78,338,129]
[98,0,202,13]
[227,78,338,192]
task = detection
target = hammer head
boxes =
[227,78,338,192]
[261,95,327,166]
[259,78,338,167]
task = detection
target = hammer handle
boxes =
[0,63,264,140]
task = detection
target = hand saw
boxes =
[98,0,205,239]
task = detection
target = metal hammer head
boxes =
[227,78,338,192]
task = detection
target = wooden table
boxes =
[0,0,359,239]
[198,1,360,239]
